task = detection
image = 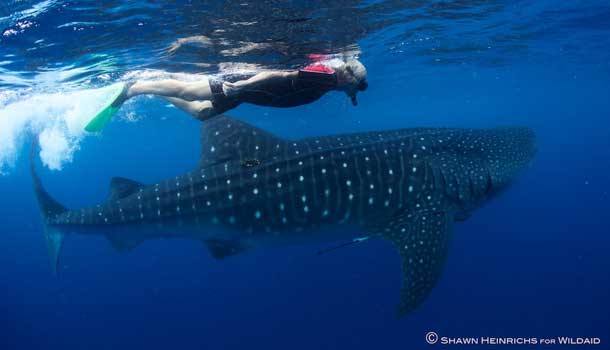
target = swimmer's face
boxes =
[347,78,368,105]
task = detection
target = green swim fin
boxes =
[84,82,127,132]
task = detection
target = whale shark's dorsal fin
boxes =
[108,177,144,201]
[199,115,288,168]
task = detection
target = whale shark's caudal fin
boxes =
[198,115,289,168]
[30,143,68,275]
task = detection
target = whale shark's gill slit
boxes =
[485,169,494,195]
[468,172,475,200]
[419,160,427,191]
[353,154,365,220]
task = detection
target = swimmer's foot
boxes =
[111,81,135,107]
[84,81,135,132]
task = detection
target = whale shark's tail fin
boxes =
[30,142,68,275]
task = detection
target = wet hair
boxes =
[337,58,368,105]
[344,59,367,87]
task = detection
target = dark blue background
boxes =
[2,65,609,349]
[1,1,610,349]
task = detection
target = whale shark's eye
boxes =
[242,159,261,168]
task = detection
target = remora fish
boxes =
[31,115,536,316]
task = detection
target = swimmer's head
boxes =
[336,58,368,106]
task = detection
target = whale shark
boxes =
[31,115,536,316]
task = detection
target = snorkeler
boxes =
[84,56,368,132]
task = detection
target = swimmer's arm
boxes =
[223,71,298,97]
[167,35,212,55]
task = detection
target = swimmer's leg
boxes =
[162,97,220,121]
[85,79,217,132]
[126,78,214,102]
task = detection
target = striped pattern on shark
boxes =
[31,115,536,316]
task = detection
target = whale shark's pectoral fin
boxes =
[374,210,453,317]
[204,239,249,260]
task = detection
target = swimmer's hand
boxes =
[222,81,240,98]
[221,71,296,98]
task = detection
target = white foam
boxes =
[38,127,74,171]
[0,83,122,173]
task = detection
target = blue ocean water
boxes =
[1,1,609,349]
